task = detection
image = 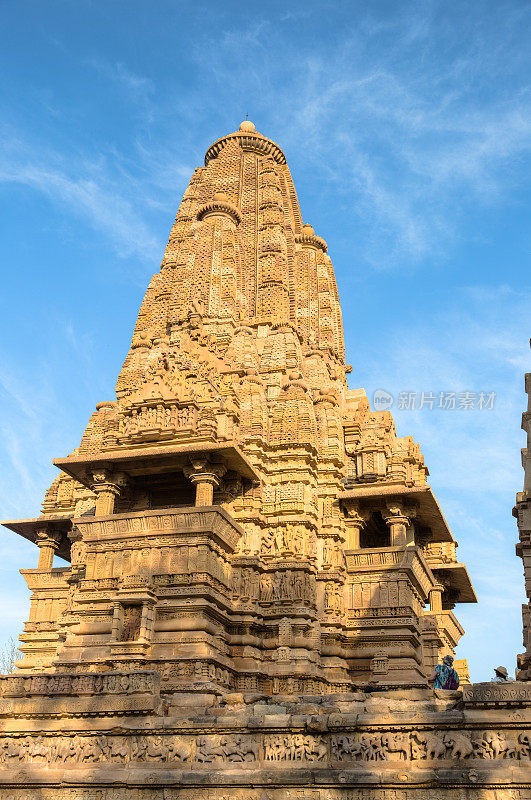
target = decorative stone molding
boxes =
[0,670,158,699]
[295,223,328,252]
[205,124,287,166]
[463,680,531,706]
[197,192,242,225]
[73,507,243,552]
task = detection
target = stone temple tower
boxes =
[6,123,531,800]
[4,120,476,691]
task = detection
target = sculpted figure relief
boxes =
[263,734,326,762]
[331,731,531,763]
[0,730,529,767]
[195,735,257,763]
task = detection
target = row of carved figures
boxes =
[0,731,529,765]
[231,568,317,604]
[120,404,196,435]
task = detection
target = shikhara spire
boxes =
[5,121,475,690]
[122,120,344,383]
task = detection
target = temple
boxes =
[3,120,475,691]
[0,122,529,800]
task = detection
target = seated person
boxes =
[429,654,460,690]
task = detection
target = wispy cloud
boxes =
[194,2,531,266]
[0,125,161,264]
[87,58,154,102]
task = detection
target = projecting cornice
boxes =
[295,223,328,253]
[205,121,286,166]
[197,192,242,224]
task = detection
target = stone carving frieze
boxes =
[263,734,327,761]
[0,671,158,700]
[259,570,315,604]
[463,681,531,706]
[330,731,531,762]
[0,730,529,766]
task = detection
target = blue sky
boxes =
[1,0,530,681]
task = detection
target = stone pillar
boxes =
[383,503,415,547]
[195,478,216,506]
[91,470,127,516]
[111,602,122,640]
[35,527,61,570]
[420,614,441,679]
[184,457,227,507]
[68,527,87,577]
[344,505,368,549]
[429,583,445,613]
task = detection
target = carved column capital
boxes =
[35,525,62,570]
[35,526,61,548]
[183,456,227,506]
[90,468,128,496]
[382,503,416,547]
[183,462,227,486]
[90,469,128,516]
[381,502,414,525]
[344,503,371,525]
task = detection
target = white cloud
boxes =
[197,3,531,266]
[87,58,154,101]
[0,122,165,266]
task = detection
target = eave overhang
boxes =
[429,562,477,604]
[1,515,72,561]
[53,441,261,488]
[338,483,454,544]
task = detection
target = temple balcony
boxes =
[73,505,244,557]
[2,442,259,572]
[344,545,436,611]
[338,482,476,608]
[339,483,455,544]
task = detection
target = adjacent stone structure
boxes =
[515,342,531,681]
[1,121,529,798]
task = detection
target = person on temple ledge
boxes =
[429,654,460,690]
[491,665,513,682]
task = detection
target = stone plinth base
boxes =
[0,673,529,798]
